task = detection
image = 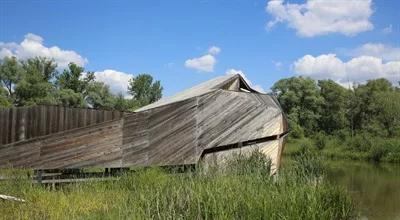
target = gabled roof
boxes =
[135,74,259,112]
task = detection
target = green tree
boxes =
[272,77,323,136]
[0,87,11,107]
[57,63,94,93]
[0,56,23,102]
[56,63,95,107]
[351,78,394,134]
[113,93,139,111]
[14,57,58,106]
[54,89,85,107]
[23,57,57,81]
[318,80,349,134]
[85,82,116,109]
[374,91,400,137]
[128,74,162,107]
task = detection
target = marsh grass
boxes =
[0,151,355,220]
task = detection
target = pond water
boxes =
[324,160,400,220]
[282,157,400,220]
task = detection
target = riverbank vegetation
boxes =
[273,77,400,163]
[285,136,400,163]
[0,151,355,219]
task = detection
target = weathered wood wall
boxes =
[0,105,123,145]
[0,89,288,170]
[122,98,198,167]
[197,90,286,150]
[0,119,123,168]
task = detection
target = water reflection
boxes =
[324,160,400,220]
[282,157,400,220]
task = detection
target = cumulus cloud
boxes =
[0,33,87,68]
[185,54,216,72]
[225,69,265,93]
[294,54,400,85]
[185,46,221,72]
[208,46,221,55]
[347,43,400,61]
[266,0,374,37]
[93,69,133,96]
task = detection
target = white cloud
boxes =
[0,33,87,68]
[382,25,393,34]
[208,46,221,55]
[294,54,346,79]
[185,54,216,72]
[93,69,133,96]
[185,46,221,72]
[266,0,374,37]
[348,43,400,61]
[225,69,265,93]
[294,54,400,85]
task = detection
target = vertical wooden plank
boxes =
[83,109,88,126]
[26,106,31,139]
[34,105,40,137]
[65,107,70,130]
[87,109,92,125]
[0,108,4,144]
[74,108,79,128]
[10,107,16,143]
[59,106,64,131]
[70,108,75,129]
[51,106,60,133]
[31,106,37,139]
[52,106,60,133]
[46,105,51,135]
[105,111,110,121]
[71,108,76,129]
[18,107,27,142]
[6,108,11,144]
[68,107,73,130]
[40,105,46,136]
[91,109,96,125]
[96,110,100,123]
[15,107,20,142]
[50,105,53,133]
[81,108,85,127]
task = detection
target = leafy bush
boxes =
[368,144,387,162]
[314,132,327,150]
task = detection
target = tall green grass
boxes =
[0,151,355,219]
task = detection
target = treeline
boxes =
[272,77,400,162]
[0,56,162,111]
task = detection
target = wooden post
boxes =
[36,170,43,184]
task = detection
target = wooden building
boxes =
[0,74,288,173]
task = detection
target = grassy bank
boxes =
[284,134,400,163]
[0,152,355,219]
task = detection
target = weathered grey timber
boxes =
[0,105,123,145]
[0,74,288,173]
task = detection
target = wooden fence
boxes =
[0,105,124,145]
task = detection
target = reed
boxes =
[0,151,355,220]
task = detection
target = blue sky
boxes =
[1,0,399,96]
